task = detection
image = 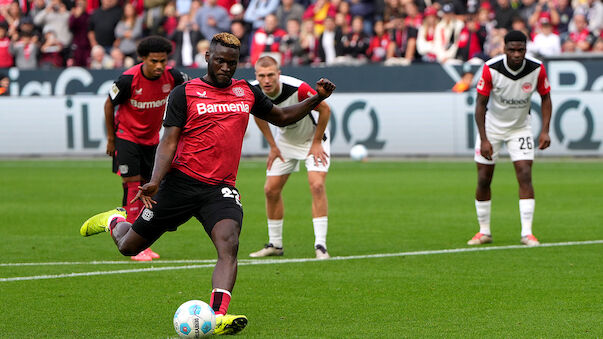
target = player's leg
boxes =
[250,158,296,257]
[469,133,500,245]
[508,130,539,246]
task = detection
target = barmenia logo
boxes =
[130,98,167,109]
[197,102,250,115]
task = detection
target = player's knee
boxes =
[477,176,491,190]
[309,181,325,196]
[264,184,281,200]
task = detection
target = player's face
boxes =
[206,44,239,87]
[504,41,526,70]
[255,65,280,97]
[141,52,168,79]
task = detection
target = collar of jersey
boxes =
[502,55,526,76]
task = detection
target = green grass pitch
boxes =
[0,158,601,338]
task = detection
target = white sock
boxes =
[475,200,491,235]
[519,199,535,237]
[267,219,283,248]
[313,216,328,248]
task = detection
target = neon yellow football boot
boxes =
[80,208,127,237]
[214,314,248,335]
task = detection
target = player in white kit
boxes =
[468,30,552,247]
[249,56,332,259]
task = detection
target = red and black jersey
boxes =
[164,78,274,186]
[109,63,188,146]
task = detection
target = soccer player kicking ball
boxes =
[249,56,332,259]
[80,33,336,335]
[468,30,552,247]
[101,36,189,261]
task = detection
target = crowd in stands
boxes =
[0,0,601,70]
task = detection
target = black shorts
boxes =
[112,137,157,180]
[131,170,244,241]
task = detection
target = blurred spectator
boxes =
[583,0,603,36]
[0,73,9,96]
[109,47,135,68]
[530,16,561,56]
[555,0,573,34]
[34,0,72,47]
[433,3,463,63]
[10,31,39,69]
[494,0,517,30]
[88,0,122,52]
[404,2,423,29]
[89,44,113,69]
[250,13,286,64]
[1,1,23,38]
[518,0,538,26]
[276,0,305,30]
[28,0,48,20]
[159,2,179,36]
[169,13,203,67]
[317,15,343,64]
[218,0,238,11]
[416,6,439,62]
[366,19,392,62]
[456,10,487,62]
[383,0,404,23]
[142,0,170,36]
[336,0,352,28]
[529,0,560,31]
[230,20,251,64]
[511,16,532,47]
[299,18,319,64]
[340,15,370,61]
[484,28,506,57]
[230,3,246,21]
[349,0,375,33]
[562,13,596,52]
[188,0,202,19]
[68,0,90,67]
[176,0,193,16]
[39,30,64,67]
[16,16,41,42]
[114,3,143,59]
[193,39,209,67]
[279,18,305,65]
[244,0,280,30]
[385,16,417,65]
[0,20,13,68]
[451,64,474,92]
[195,0,230,40]
[592,36,603,51]
[303,0,337,36]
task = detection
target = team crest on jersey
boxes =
[141,208,154,221]
[232,87,245,97]
[119,164,129,174]
[162,84,172,93]
[522,82,532,93]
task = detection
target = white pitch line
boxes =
[1,240,601,282]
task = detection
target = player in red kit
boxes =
[95,36,189,261]
[80,33,336,335]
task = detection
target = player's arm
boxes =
[538,92,552,150]
[309,101,331,166]
[253,78,336,127]
[133,126,181,208]
[104,97,116,156]
[475,93,493,160]
[254,116,284,170]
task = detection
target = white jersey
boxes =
[251,75,328,159]
[476,54,551,135]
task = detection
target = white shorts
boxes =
[474,128,535,164]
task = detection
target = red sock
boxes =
[109,216,126,236]
[124,181,143,223]
[210,288,231,316]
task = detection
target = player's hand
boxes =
[131,182,158,209]
[316,78,336,100]
[267,146,284,171]
[106,139,115,156]
[480,140,493,160]
[538,132,551,150]
[308,142,329,167]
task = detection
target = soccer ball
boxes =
[349,144,368,161]
[173,300,216,338]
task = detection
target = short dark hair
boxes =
[504,30,527,44]
[137,36,173,57]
